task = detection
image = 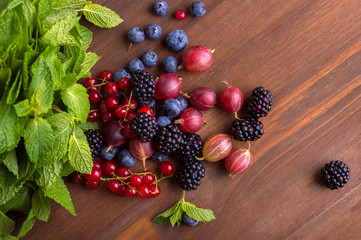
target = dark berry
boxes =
[182,213,198,226]
[166,30,188,52]
[117,149,136,167]
[128,27,145,44]
[142,51,158,67]
[176,158,205,191]
[321,161,350,190]
[152,151,168,163]
[154,124,183,154]
[100,146,118,160]
[129,59,145,74]
[162,56,178,73]
[156,116,171,127]
[130,70,155,102]
[190,1,206,17]
[85,129,104,159]
[247,86,273,118]
[177,133,202,159]
[145,23,162,40]
[130,112,158,141]
[153,1,168,16]
[231,118,264,141]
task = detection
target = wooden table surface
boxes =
[16,0,361,239]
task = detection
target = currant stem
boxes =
[247,141,251,151]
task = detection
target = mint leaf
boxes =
[68,128,92,174]
[0,186,32,214]
[169,203,183,227]
[43,177,76,216]
[0,210,15,235]
[61,83,89,123]
[32,189,51,221]
[44,9,78,29]
[78,25,92,49]
[155,202,179,218]
[152,201,181,225]
[29,52,53,115]
[152,216,170,224]
[35,161,62,189]
[78,121,99,131]
[40,15,80,46]
[17,208,37,239]
[82,3,123,28]
[6,70,21,104]
[0,185,21,205]
[2,234,17,240]
[23,117,54,164]
[1,149,18,177]
[182,201,216,222]
[0,68,11,103]
[46,112,72,164]
[52,0,87,10]
[59,158,75,177]
[22,50,37,91]
[14,99,33,117]
[0,163,17,188]
[77,51,100,79]
[0,99,21,154]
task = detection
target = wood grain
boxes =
[14,0,361,239]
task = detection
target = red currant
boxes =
[84,77,97,88]
[114,105,128,119]
[121,123,136,138]
[117,77,130,90]
[175,9,186,20]
[136,184,150,199]
[88,109,100,122]
[93,158,102,169]
[159,161,175,176]
[108,180,121,193]
[69,171,84,184]
[84,167,102,182]
[126,112,137,122]
[130,175,142,187]
[105,82,119,96]
[101,111,115,123]
[99,70,113,82]
[115,185,127,197]
[142,173,155,185]
[88,89,101,103]
[122,98,137,112]
[149,184,161,198]
[105,96,119,110]
[125,186,136,197]
[138,106,154,116]
[117,166,131,177]
[101,160,118,176]
[85,180,100,190]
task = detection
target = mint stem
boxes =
[181,189,186,202]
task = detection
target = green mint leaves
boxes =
[0,0,122,238]
[152,192,216,226]
[82,3,124,28]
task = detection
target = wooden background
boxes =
[15,0,361,239]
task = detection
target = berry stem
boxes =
[247,141,251,151]
[180,91,190,98]
[177,64,184,70]
[234,112,242,120]
[210,49,215,53]
[222,81,230,88]
[181,189,186,202]
[203,120,209,125]
[195,156,204,161]
[174,119,184,125]
[142,158,147,171]
[128,42,133,52]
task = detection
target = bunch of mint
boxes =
[0,0,122,238]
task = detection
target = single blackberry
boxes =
[176,158,205,191]
[231,118,263,141]
[154,124,183,154]
[130,70,155,102]
[130,112,158,141]
[85,129,104,159]
[321,161,350,190]
[177,133,202,159]
[247,86,273,118]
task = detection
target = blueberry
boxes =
[127,27,145,44]
[166,30,188,52]
[129,58,145,73]
[152,151,168,163]
[157,116,171,127]
[101,146,118,160]
[145,23,162,40]
[162,56,178,73]
[189,1,206,17]
[182,213,198,226]
[142,51,158,67]
[117,149,136,167]
[114,69,131,83]
[175,96,188,110]
[153,1,168,16]
[139,98,156,108]
[163,99,182,118]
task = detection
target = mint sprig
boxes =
[152,190,216,226]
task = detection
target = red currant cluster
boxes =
[69,158,175,198]
[85,70,153,133]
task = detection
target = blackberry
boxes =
[154,124,183,154]
[176,158,205,191]
[321,161,350,190]
[130,112,158,141]
[85,129,104,159]
[177,133,202,159]
[231,118,263,141]
[130,70,155,102]
[247,86,273,118]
